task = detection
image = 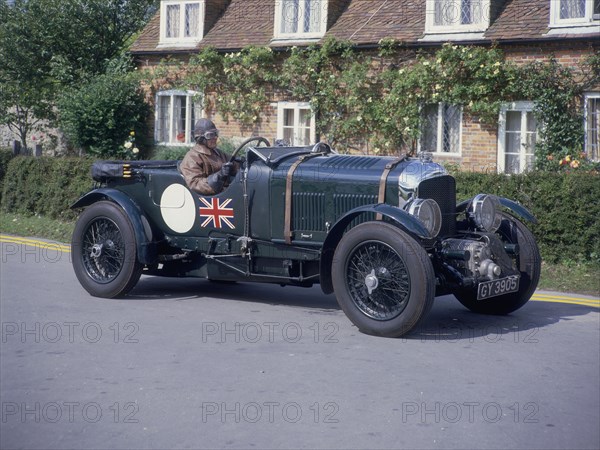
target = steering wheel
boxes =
[229,136,271,163]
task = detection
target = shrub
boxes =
[454,170,600,265]
[0,148,15,203]
[151,145,190,161]
[58,73,149,159]
[1,156,94,221]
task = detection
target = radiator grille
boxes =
[417,175,456,237]
[293,192,326,231]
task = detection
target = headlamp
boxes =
[468,194,502,232]
[405,198,442,237]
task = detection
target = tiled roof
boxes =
[326,0,425,44]
[202,0,275,49]
[129,0,600,55]
[485,0,550,40]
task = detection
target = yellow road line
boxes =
[531,297,600,308]
[532,293,600,303]
[1,234,599,307]
[0,234,71,253]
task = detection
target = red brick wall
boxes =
[135,40,597,171]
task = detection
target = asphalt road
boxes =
[1,236,599,450]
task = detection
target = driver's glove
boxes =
[207,162,234,192]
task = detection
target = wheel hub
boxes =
[365,269,379,295]
[90,243,103,258]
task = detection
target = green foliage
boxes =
[148,41,598,163]
[514,58,584,170]
[151,146,190,161]
[0,0,158,149]
[58,74,149,158]
[454,170,600,265]
[1,156,94,221]
[0,148,15,203]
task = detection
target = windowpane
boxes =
[560,0,586,19]
[284,109,294,127]
[185,3,200,38]
[505,132,521,155]
[500,105,538,174]
[442,104,461,153]
[281,0,299,34]
[299,109,311,128]
[304,0,322,33]
[157,96,171,143]
[421,104,439,152]
[434,0,484,26]
[156,92,200,144]
[586,96,600,160]
[283,128,294,145]
[166,5,180,38]
[505,154,520,174]
[506,111,521,132]
[594,0,600,15]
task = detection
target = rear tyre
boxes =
[454,213,541,314]
[332,222,435,337]
[72,201,143,298]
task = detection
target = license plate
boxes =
[477,275,520,300]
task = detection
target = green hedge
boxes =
[454,171,600,264]
[1,156,94,221]
[1,155,598,264]
[0,148,15,203]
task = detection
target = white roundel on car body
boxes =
[160,184,196,233]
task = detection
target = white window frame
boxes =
[276,102,316,146]
[584,92,600,161]
[497,102,538,174]
[549,0,600,28]
[155,90,204,146]
[159,0,205,46]
[273,0,328,40]
[425,0,491,34]
[419,103,463,155]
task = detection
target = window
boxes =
[585,93,600,161]
[274,0,328,40]
[277,102,316,146]
[498,102,538,174]
[425,0,491,33]
[155,91,203,145]
[420,103,462,154]
[159,1,204,45]
[550,0,600,27]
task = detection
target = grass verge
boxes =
[0,212,74,244]
[1,212,598,297]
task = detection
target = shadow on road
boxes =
[125,275,598,341]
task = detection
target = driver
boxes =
[180,118,236,195]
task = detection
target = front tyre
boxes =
[72,201,143,298]
[454,213,541,314]
[332,222,435,337]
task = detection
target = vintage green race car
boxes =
[71,138,541,337]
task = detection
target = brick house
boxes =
[129,0,600,173]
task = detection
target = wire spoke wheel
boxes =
[332,222,435,337]
[72,201,143,298]
[346,241,411,321]
[82,217,125,283]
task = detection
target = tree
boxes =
[0,0,158,149]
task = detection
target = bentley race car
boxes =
[71,138,541,337]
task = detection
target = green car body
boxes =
[71,140,541,337]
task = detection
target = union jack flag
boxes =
[199,198,235,229]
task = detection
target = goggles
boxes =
[201,130,219,140]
